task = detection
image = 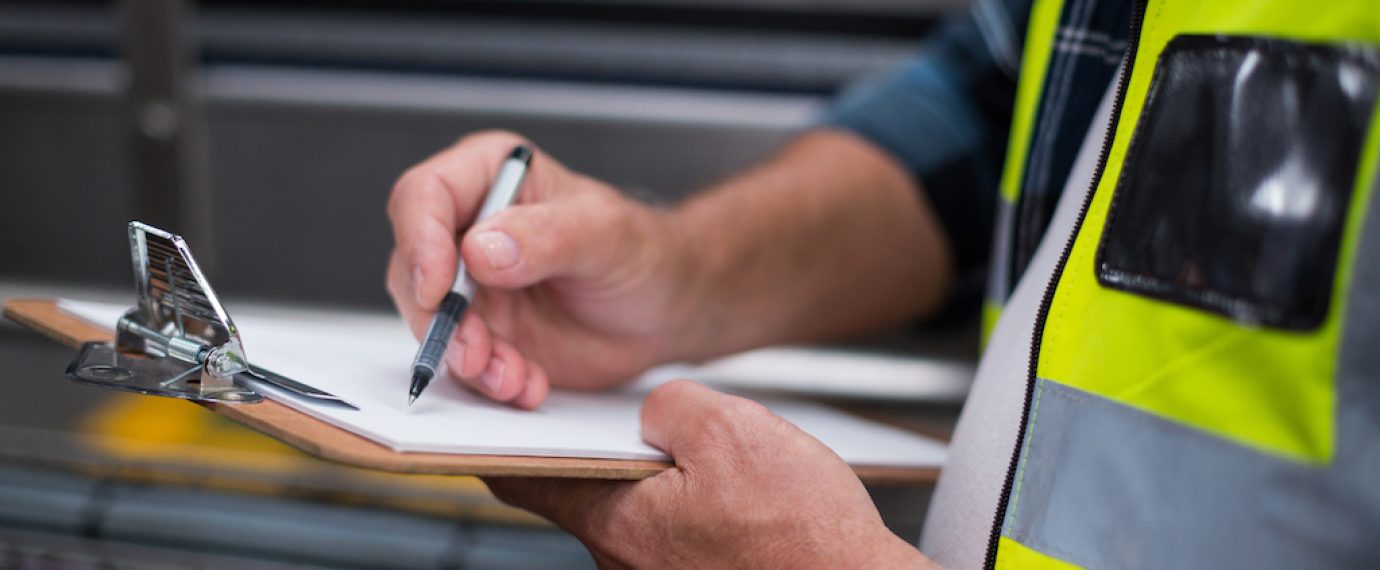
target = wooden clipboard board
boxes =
[5,298,941,485]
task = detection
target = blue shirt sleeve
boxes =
[823,0,1033,313]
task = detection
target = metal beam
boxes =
[118,0,214,270]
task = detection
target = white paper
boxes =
[677,347,974,403]
[60,299,945,467]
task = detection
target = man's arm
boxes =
[667,129,953,363]
[827,0,1031,312]
[667,0,1036,357]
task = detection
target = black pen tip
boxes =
[408,370,431,407]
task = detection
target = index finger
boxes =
[386,131,528,310]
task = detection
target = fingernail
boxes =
[412,265,425,306]
[475,231,520,270]
[480,358,506,394]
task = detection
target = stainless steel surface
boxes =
[71,222,346,404]
[68,341,264,403]
[247,364,343,402]
[115,221,253,399]
[1,2,944,93]
[189,7,916,93]
[128,221,236,345]
[119,0,215,265]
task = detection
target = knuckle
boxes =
[576,185,628,226]
[645,379,697,412]
[577,191,650,264]
[386,167,426,220]
[724,397,772,424]
[385,270,400,298]
[702,398,773,443]
[579,185,620,209]
[695,399,748,436]
[640,380,695,425]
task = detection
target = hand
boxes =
[386,131,697,408]
[484,380,934,569]
[388,129,953,410]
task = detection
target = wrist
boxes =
[764,524,932,569]
[646,202,721,364]
[826,527,933,569]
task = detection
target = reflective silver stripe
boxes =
[1336,169,1380,452]
[1330,167,1380,544]
[1004,378,1380,568]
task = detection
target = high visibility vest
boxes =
[985,0,1380,567]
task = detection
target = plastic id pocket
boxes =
[1097,35,1380,330]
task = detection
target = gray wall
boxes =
[0,58,820,306]
[0,1,941,308]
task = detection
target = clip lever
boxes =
[66,221,346,406]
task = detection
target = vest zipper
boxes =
[981,0,1148,567]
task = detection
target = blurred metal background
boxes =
[0,0,949,307]
[0,1,965,567]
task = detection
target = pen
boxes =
[408,145,533,406]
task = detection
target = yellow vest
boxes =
[989,0,1380,567]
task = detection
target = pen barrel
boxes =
[412,292,470,375]
[450,150,530,291]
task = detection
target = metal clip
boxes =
[66,221,346,406]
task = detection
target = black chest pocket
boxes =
[1097,35,1380,330]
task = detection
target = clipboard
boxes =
[5,297,941,485]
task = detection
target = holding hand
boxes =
[484,380,932,569]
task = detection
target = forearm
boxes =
[667,128,953,362]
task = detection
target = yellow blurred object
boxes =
[81,392,302,469]
[75,393,545,526]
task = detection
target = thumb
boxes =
[639,380,775,461]
[459,194,637,289]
